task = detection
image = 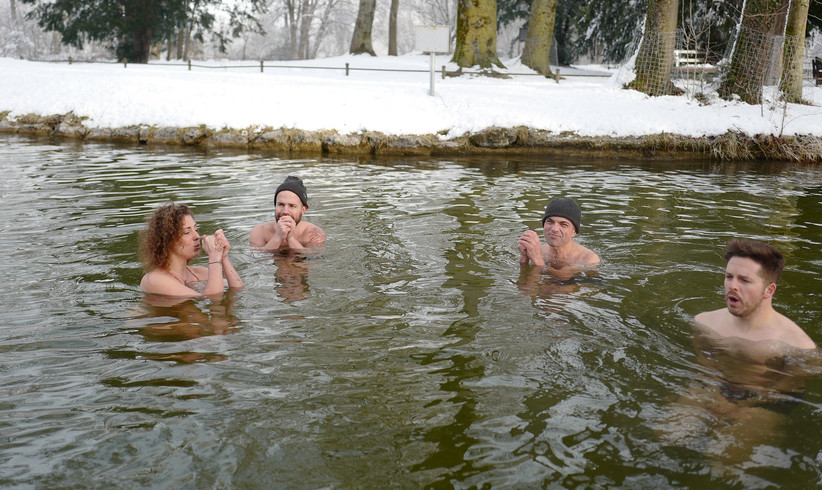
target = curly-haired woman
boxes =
[139,203,243,297]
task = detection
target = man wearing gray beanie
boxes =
[250,176,326,252]
[518,197,599,275]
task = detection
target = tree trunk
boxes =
[719,0,785,103]
[349,0,377,56]
[630,0,679,96]
[452,0,504,69]
[285,0,299,60]
[779,0,810,102]
[10,0,18,23]
[176,29,184,59]
[521,0,557,77]
[299,0,312,59]
[132,27,152,63]
[388,0,399,56]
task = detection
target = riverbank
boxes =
[2,55,821,161]
[2,111,821,161]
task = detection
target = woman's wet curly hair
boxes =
[139,203,193,271]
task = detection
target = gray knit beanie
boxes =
[541,197,581,233]
[275,176,308,207]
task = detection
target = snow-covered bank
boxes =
[1,54,821,160]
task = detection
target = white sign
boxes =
[414,26,450,54]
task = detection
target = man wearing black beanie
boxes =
[518,197,599,276]
[250,176,326,252]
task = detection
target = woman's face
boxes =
[176,214,201,261]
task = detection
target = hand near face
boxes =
[214,229,230,259]
[518,229,544,266]
[277,216,296,238]
[201,234,223,261]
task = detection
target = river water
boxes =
[1,135,821,488]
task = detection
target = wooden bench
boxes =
[674,49,704,67]
[813,57,822,86]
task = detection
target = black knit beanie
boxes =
[275,176,308,208]
[542,197,581,233]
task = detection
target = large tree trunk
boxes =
[521,0,557,77]
[452,0,504,69]
[388,0,399,56]
[630,0,679,96]
[779,0,810,102]
[719,0,785,103]
[349,0,377,56]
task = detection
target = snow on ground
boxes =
[1,53,821,139]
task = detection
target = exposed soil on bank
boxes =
[2,111,821,162]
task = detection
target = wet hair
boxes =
[139,203,193,271]
[724,239,785,285]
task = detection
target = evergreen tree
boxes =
[21,0,263,63]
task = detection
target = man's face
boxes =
[275,191,306,224]
[542,216,576,247]
[724,256,773,318]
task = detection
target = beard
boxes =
[276,211,303,224]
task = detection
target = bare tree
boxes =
[350,0,377,55]
[388,0,399,56]
[630,0,679,96]
[719,0,785,103]
[521,0,557,77]
[452,0,503,69]
[779,0,811,102]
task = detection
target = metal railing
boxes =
[28,57,612,79]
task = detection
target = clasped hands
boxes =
[201,229,231,261]
[518,229,544,266]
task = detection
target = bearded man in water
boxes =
[249,176,326,252]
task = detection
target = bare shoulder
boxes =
[140,270,171,294]
[299,221,327,245]
[249,221,275,246]
[777,315,816,350]
[694,308,727,330]
[577,244,600,265]
[140,270,200,298]
[582,247,600,265]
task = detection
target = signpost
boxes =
[414,26,450,96]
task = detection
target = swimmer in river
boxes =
[695,239,815,351]
[139,203,244,298]
[518,197,600,279]
[249,176,326,253]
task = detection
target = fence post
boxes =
[124,59,127,68]
[188,60,191,71]
[260,60,264,73]
[68,56,72,65]
[554,68,560,83]
[442,65,446,79]
[345,63,349,76]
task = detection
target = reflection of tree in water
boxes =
[121,292,239,363]
[410,188,493,481]
[656,330,819,477]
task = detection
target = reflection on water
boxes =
[656,331,819,479]
[1,135,822,487]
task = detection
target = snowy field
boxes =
[1,53,821,139]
